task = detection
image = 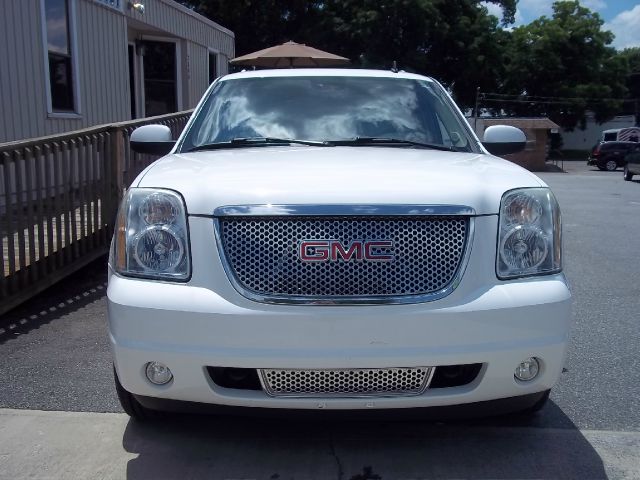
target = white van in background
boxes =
[601,127,640,142]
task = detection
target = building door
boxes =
[142,40,178,117]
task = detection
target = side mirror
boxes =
[130,125,175,155]
[482,125,526,156]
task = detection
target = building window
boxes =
[94,0,121,9]
[209,52,218,84]
[44,0,76,112]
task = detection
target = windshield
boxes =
[179,75,478,153]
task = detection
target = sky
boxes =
[482,0,640,50]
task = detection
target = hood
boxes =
[135,146,544,215]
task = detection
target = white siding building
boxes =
[0,0,234,143]
[559,114,637,151]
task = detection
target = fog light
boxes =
[514,357,539,381]
[145,362,173,385]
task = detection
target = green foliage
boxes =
[559,149,590,159]
[317,0,514,107]
[549,132,563,152]
[617,47,640,118]
[186,0,516,108]
[185,0,634,128]
[501,1,627,129]
[187,1,324,56]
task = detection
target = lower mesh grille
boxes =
[259,367,433,397]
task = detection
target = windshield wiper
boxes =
[328,137,457,152]
[186,137,331,152]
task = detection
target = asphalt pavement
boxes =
[0,160,639,479]
[540,161,640,432]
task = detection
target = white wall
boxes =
[0,0,234,144]
[561,115,637,150]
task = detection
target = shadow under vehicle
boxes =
[121,406,609,480]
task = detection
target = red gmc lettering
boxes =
[299,241,330,261]
[330,242,363,261]
[364,241,394,261]
[299,240,394,262]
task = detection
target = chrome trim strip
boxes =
[214,204,476,217]
[213,213,475,306]
[257,366,435,398]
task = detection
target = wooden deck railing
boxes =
[0,111,192,315]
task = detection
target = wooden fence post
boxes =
[0,110,192,315]
[108,127,125,231]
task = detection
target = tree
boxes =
[616,47,640,122]
[184,0,516,107]
[183,1,325,57]
[315,0,514,107]
[500,1,628,129]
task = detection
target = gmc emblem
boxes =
[299,240,394,262]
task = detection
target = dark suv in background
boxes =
[623,143,640,181]
[588,141,638,171]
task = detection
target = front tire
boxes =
[114,367,162,421]
[624,166,634,181]
[519,389,551,415]
[605,160,618,171]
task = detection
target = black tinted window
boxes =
[143,41,177,117]
[45,0,75,112]
[45,0,70,55]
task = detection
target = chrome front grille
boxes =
[217,215,470,303]
[259,367,433,397]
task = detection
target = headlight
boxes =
[113,188,190,281]
[497,188,561,279]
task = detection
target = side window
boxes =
[437,115,465,148]
[437,117,452,147]
[43,0,78,113]
[427,85,469,150]
[208,52,218,84]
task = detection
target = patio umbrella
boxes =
[230,41,350,68]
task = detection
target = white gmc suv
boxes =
[108,69,571,420]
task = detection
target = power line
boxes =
[480,98,636,105]
[479,91,638,103]
[473,88,640,123]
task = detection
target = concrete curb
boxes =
[1,409,639,479]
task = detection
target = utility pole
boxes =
[474,87,481,133]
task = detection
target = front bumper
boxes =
[132,390,550,419]
[108,272,571,411]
